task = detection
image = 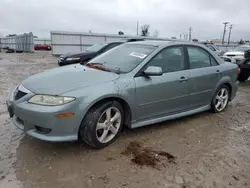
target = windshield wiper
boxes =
[85,62,110,72]
[87,62,104,66]
[85,62,122,74]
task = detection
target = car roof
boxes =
[124,40,203,48]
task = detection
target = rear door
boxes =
[185,45,222,108]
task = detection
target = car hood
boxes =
[22,64,120,95]
[224,51,244,56]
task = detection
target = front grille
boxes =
[35,126,51,134]
[16,117,24,125]
[14,90,27,100]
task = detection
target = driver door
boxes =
[134,46,191,121]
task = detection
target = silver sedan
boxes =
[7,41,239,148]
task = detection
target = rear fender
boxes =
[212,76,233,100]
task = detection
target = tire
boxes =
[211,85,230,113]
[79,100,124,149]
[238,74,249,82]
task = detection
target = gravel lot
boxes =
[0,51,249,188]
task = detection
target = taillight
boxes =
[237,68,241,75]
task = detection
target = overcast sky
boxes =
[0,0,249,41]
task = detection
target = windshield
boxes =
[233,46,250,52]
[85,43,107,52]
[86,44,157,73]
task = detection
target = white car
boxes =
[223,45,250,62]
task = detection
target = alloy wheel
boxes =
[96,107,122,143]
[215,88,229,112]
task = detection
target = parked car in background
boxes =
[7,41,239,148]
[220,56,236,63]
[200,42,225,56]
[58,42,123,66]
[34,44,51,51]
[223,45,250,63]
[236,50,250,82]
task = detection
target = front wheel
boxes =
[79,101,123,149]
[211,85,230,113]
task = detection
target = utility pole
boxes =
[227,25,233,45]
[189,27,192,41]
[222,22,229,44]
[180,34,182,39]
[136,21,139,36]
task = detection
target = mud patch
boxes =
[121,141,176,169]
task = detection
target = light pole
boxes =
[222,22,229,44]
[228,25,233,45]
[189,27,192,41]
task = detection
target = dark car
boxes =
[58,42,123,66]
[237,50,250,82]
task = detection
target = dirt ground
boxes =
[0,51,249,188]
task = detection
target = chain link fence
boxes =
[0,33,34,52]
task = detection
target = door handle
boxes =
[179,77,188,82]
[216,70,221,74]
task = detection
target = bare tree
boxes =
[118,31,124,35]
[153,30,159,37]
[141,24,150,36]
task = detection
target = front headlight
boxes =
[66,57,80,61]
[28,95,75,106]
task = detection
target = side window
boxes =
[187,47,211,69]
[210,56,218,66]
[147,47,185,73]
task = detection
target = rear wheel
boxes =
[238,74,249,82]
[79,101,123,149]
[211,85,230,113]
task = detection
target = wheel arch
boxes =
[213,77,233,101]
[79,95,132,132]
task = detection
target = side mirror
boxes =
[144,66,163,76]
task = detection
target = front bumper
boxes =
[7,90,84,142]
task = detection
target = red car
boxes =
[34,44,51,51]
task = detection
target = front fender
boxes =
[64,78,136,123]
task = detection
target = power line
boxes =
[228,24,233,45]
[222,22,229,44]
